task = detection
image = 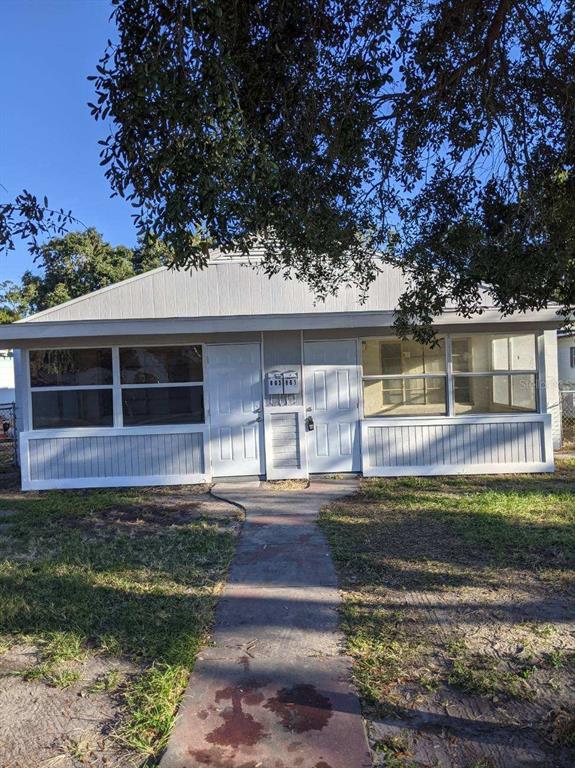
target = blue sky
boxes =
[0,0,135,283]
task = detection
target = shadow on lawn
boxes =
[322,471,575,592]
[320,468,575,768]
[0,497,236,668]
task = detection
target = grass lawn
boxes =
[321,459,575,768]
[0,484,240,766]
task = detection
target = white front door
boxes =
[207,343,264,477]
[303,340,361,473]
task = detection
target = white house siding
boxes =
[557,334,575,386]
[14,329,558,490]
[0,350,15,403]
[24,262,406,323]
[543,331,561,448]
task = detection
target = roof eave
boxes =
[0,307,562,346]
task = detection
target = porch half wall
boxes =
[362,414,553,476]
[20,426,209,490]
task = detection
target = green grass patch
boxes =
[0,486,237,760]
[446,640,533,700]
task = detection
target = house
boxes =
[557,331,575,389]
[0,255,561,491]
[0,350,15,403]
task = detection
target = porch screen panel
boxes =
[452,334,537,415]
[29,348,113,429]
[362,338,447,417]
[119,345,204,426]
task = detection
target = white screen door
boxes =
[207,343,264,477]
[303,339,361,473]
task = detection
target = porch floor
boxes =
[160,479,372,768]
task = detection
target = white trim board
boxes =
[1,308,562,345]
[363,462,554,477]
[22,473,210,492]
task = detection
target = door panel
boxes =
[207,343,264,476]
[304,340,361,473]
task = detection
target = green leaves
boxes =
[0,229,173,320]
[85,0,575,337]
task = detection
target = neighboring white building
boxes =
[0,256,561,491]
[0,350,15,403]
[557,332,575,388]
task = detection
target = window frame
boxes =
[26,343,206,432]
[360,333,540,419]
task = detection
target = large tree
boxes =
[90,0,575,340]
[0,229,170,321]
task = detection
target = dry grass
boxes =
[321,459,575,767]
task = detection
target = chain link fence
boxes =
[0,402,17,471]
[561,389,575,449]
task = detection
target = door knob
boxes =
[305,416,315,431]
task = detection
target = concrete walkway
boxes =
[161,479,372,768]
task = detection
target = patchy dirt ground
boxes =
[0,645,140,768]
[321,465,575,768]
[0,482,240,768]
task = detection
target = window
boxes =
[119,346,204,426]
[452,334,537,414]
[362,338,447,416]
[570,347,575,368]
[29,345,205,430]
[32,390,113,429]
[29,349,113,428]
[361,333,539,419]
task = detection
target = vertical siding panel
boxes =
[479,424,487,463]
[158,434,167,475]
[521,423,528,463]
[180,434,188,475]
[380,428,386,466]
[152,435,162,475]
[191,433,198,474]
[516,423,524,463]
[393,427,401,467]
[533,422,541,462]
[183,434,192,474]
[486,424,494,464]
[417,426,425,466]
[430,425,438,465]
[369,428,376,468]
[128,436,139,476]
[172,434,180,475]
[104,437,113,477]
[381,428,390,467]
[404,427,411,466]
[51,439,59,480]
[178,434,186,475]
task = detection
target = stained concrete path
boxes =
[161,480,372,768]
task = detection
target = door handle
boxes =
[305,416,315,431]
